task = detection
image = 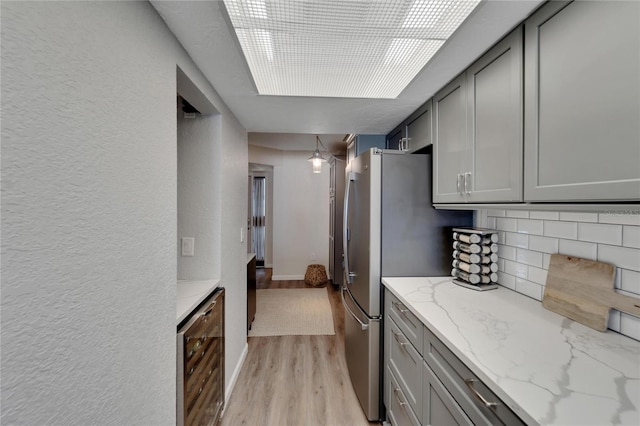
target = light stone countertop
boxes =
[381,276,640,426]
[176,279,220,325]
[247,252,256,264]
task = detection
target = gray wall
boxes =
[1,2,248,424]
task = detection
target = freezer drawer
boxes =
[342,287,382,421]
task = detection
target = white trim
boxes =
[271,274,304,281]
[224,342,248,407]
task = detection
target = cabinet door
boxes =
[433,74,467,203]
[524,0,640,201]
[387,367,422,426]
[466,28,523,203]
[387,126,405,151]
[423,362,472,426]
[406,99,432,153]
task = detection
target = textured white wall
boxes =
[249,146,330,279]
[219,110,249,393]
[1,2,248,424]
[177,112,222,280]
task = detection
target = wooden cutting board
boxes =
[542,254,640,332]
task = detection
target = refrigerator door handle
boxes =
[343,171,356,285]
[341,286,368,331]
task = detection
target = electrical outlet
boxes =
[311,252,317,262]
[181,237,195,257]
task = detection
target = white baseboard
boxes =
[224,342,248,406]
[271,274,304,281]
[264,263,273,268]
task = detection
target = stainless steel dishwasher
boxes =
[177,287,225,426]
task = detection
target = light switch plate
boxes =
[181,237,195,257]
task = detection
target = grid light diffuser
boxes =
[223,0,481,99]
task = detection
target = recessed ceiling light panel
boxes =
[223,0,481,99]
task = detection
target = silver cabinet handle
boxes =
[393,387,408,408]
[392,331,408,347]
[465,378,498,409]
[392,301,416,328]
[464,172,472,195]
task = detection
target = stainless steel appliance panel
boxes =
[381,153,473,276]
[344,150,382,317]
[342,286,381,420]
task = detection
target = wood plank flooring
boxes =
[221,268,379,426]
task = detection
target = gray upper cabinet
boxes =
[406,99,432,153]
[386,99,432,153]
[434,27,523,203]
[386,126,405,151]
[524,0,640,201]
[465,28,523,203]
[433,74,467,203]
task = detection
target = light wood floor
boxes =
[221,269,379,426]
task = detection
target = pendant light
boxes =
[308,135,327,173]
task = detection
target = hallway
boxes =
[221,270,376,426]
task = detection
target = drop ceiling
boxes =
[151,0,544,138]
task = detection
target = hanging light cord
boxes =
[316,135,334,160]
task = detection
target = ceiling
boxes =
[151,0,544,151]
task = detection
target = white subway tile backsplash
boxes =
[529,235,559,254]
[578,223,622,245]
[506,210,529,218]
[517,219,544,235]
[599,212,640,226]
[528,266,548,285]
[544,220,578,239]
[499,245,517,261]
[505,259,527,278]
[496,217,517,232]
[598,245,640,272]
[474,207,639,341]
[486,209,506,217]
[516,248,543,268]
[529,211,560,220]
[620,313,640,341]
[623,226,640,249]
[505,232,529,248]
[515,278,543,301]
[497,272,516,290]
[620,269,640,295]
[497,231,507,244]
[558,239,598,260]
[559,212,599,223]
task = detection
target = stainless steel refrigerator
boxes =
[341,148,472,421]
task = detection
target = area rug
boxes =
[248,288,335,337]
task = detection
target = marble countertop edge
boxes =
[381,276,640,426]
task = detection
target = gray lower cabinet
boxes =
[433,27,523,204]
[524,0,640,201]
[384,289,524,426]
[423,362,472,425]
